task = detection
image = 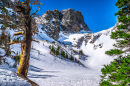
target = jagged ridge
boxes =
[36,8,89,40]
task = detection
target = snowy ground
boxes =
[0,24,118,86]
[28,41,101,86]
[0,65,30,86]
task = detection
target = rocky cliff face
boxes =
[36,9,89,40]
[61,9,89,33]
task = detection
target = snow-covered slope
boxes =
[58,23,118,67]
[81,27,117,69]
[34,24,55,42]
[27,24,118,86]
[0,23,119,86]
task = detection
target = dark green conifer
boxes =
[56,50,59,56]
[100,0,130,85]
[70,55,74,61]
[65,53,68,58]
[61,50,65,57]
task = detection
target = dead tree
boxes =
[13,0,40,77]
[7,0,41,77]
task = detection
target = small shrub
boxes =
[70,55,74,61]
[49,45,51,49]
[14,55,20,62]
[73,50,78,54]
[79,50,83,55]
[52,41,55,44]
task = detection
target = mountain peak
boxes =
[36,8,89,40]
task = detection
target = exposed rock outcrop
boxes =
[61,9,89,33]
[36,9,90,40]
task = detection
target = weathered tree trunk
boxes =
[17,22,32,77]
[17,21,32,77]
[17,0,32,77]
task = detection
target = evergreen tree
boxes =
[61,50,65,57]
[0,31,11,57]
[65,53,68,58]
[70,55,74,61]
[55,47,60,55]
[57,46,60,51]
[49,45,51,49]
[51,45,55,54]
[100,0,130,86]
[55,50,59,55]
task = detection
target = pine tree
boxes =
[100,0,130,86]
[57,46,60,51]
[49,45,51,49]
[61,50,65,57]
[65,53,68,58]
[51,45,55,54]
[0,30,11,57]
[70,55,74,61]
[56,47,59,56]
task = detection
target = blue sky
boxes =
[33,0,118,32]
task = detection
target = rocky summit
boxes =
[36,8,89,40]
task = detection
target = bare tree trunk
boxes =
[17,22,32,77]
[17,0,32,77]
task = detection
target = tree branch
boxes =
[11,31,23,39]
[14,31,23,36]
[32,39,40,44]
[31,5,40,16]
[8,41,22,45]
